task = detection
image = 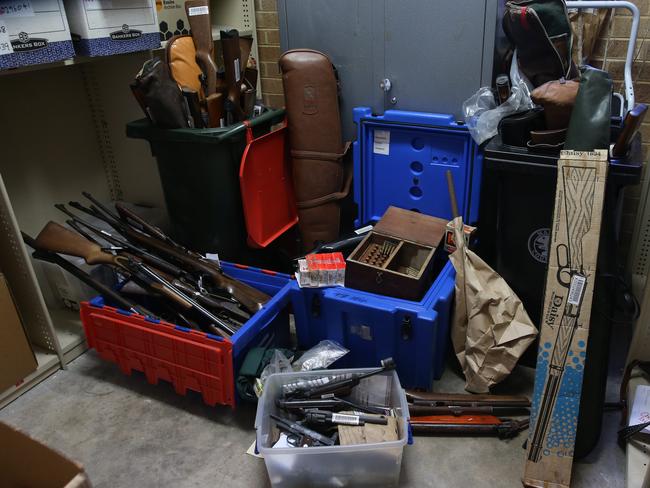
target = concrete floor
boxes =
[0,350,626,487]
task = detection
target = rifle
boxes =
[33,221,236,337]
[405,391,531,408]
[22,231,153,317]
[409,405,529,417]
[220,29,245,124]
[184,0,218,96]
[78,194,271,314]
[303,409,388,426]
[276,397,389,415]
[284,358,396,399]
[410,415,530,439]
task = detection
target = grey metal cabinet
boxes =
[279,0,498,139]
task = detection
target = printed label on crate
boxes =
[110,25,142,40]
[0,22,13,53]
[0,0,34,18]
[373,129,390,155]
[11,31,47,51]
[187,5,208,16]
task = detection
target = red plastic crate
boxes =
[80,301,235,407]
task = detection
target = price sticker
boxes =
[0,22,13,55]
[0,1,34,18]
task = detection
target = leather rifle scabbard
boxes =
[220,29,245,123]
[185,0,218,96]
[279,49,351,251]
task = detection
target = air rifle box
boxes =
[0,0,74,70]
[64,0,160,56]
[345,206,447,301]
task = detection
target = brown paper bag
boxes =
[449,217,538,393]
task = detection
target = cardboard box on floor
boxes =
[0,273,37,392]
[524,150,608,488]
[0,422,91,487]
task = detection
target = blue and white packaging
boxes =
[64,0,160,56]
[0,0,74,70]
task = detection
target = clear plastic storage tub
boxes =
[255,368,410,488]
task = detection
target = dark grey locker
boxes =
[278,0,498,140]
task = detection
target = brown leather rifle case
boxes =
[279,49,351,251]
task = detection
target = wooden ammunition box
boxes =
[345,207,447,301]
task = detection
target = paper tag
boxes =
[567,274,586,306]
[332,413,361,425]
[188,5,209,16]
[355,225,373,235]
[373,130,390,155]
[0,22,12,54]
[0,1,34,18]
[630,385,650,434]
[204,253,220,266]
[234,58,241,82]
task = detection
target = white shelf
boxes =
[49,309,88,365]
[0,346,60,409]
[0,28,254,78]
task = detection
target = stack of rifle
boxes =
[270,359,398,447]
[22,192,271,338]
[406,391,531,440]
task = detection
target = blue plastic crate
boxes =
[353,108,482,226]
[289,261,456,390]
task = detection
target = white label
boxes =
[0,1,34,18]
[0,22,12,54]
[188,5,209,16]
[204,253,220,267]
[234,58,241,82]
[373,130,390,155]
[355,225,373,235]
[331,413,361,425]
[567,274,586,306]
[630,385,650,434]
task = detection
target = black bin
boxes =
[126,109,286,262]
[479,134,642,458]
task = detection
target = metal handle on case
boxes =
[565,0,639,111]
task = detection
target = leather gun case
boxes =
[279,49,351,252]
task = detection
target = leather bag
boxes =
[565,66,612,151]
[279,49,351,251]
[131,58,190,129]
[503,0,577,87]
[531,78,579,129]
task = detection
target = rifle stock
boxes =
[185,0,218,96]
[35,222,118,266]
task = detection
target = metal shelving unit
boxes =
[0,0,257,407]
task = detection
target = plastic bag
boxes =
[462,50,535,145]
[292,340,349,371]
[259,349,294,384]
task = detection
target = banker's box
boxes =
[0,0,74,70]
[64,0,160,56]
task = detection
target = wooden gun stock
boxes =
[612,103,648,158]
[185,0,218,96]
[34,221,118,266]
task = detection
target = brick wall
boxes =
[255,0,285,108]
[590,0,650,264]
